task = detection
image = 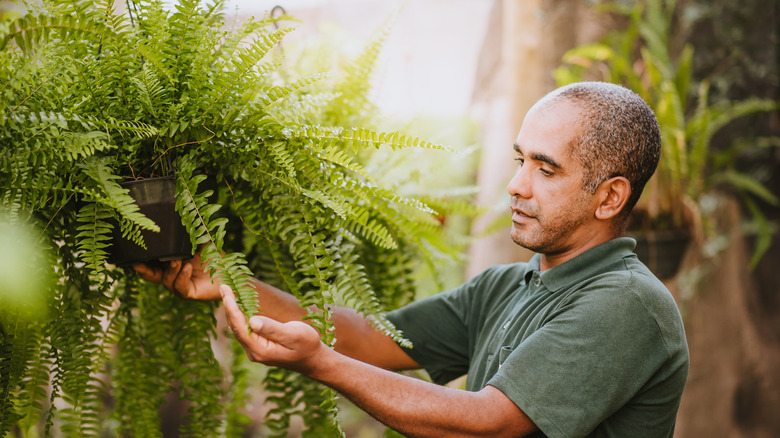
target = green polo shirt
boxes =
[386,238,689,437]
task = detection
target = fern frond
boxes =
[346,179,438,215]
[175,159,257,316]
[317,144,373,181]
[14,327,51,436]
[170,299,223,438]
[267,141,297,178]
[259,73,326,108]
[105,118,159,139]
[203,26,294,115]
[271,201,338,342]
[320,9,397,127]
[342,210,397,250]
[284,125,451,153]
[48,265,115,438]
[0,315,36,435]
[262,367,299,436]
[417,195,484,218]
[220,341,253,437]
[75,201,113,279]
[59,131,115,161]
[130,63,167,118]
[111,279,172,438]
[1,14,71,52]
[331,249,409,347]
[263,368,344,438]
[80,158,159,248]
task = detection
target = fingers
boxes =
[221,286,287,353]
[248,315,300,343]
[173,262,194,296]
[221,285,325,373]
[135,258,212,300]
[161,259,198,298]
[248,315,288,344]
[133,263,163,282]
[221,285,280,343]
[162,259,184,291]
[221,285,250,343]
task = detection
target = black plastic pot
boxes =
[630,229,691,280]
[108,175,192,266]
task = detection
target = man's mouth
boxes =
[510,207,535,223]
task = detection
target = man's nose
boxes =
[507,165,532,199]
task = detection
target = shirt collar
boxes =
[522,237,637,291]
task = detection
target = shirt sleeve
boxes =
[384,265,515,385]
[386,264,528,385]
[384,286,473,384]
[487,278,673,438]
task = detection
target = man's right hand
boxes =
[133,251,222,301]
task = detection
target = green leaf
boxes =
[719,170,779,206]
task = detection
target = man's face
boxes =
[507,101,597,256]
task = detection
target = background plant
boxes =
[554,0,780,267]
[0,0,476,436]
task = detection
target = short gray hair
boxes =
[540,82,661,218]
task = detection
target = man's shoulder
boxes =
[570,249,669,299]
[609,256,679,315]
[444,262,534,311]
[570,256,677,313]
[568,257,688,354]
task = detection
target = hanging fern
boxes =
[0,0,477,436]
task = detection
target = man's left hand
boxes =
[220,285,326,375]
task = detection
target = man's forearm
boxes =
[250,277,308,322]
[306,346,536,438]
[221,286,536,437]
[250,277,419,371]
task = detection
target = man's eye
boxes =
[540,168,553,176]
[514,157,524,165]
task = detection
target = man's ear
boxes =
[595,176,631,220]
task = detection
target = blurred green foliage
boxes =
[555,0,779,267]
[0,215,53,323]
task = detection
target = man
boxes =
[137,82,689,437]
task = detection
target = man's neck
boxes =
[538,232,621,271]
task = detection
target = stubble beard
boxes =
[510,197,592,255]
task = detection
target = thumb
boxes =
[249,315,286,341]
[249,316,315,349]
[248,315,266,333]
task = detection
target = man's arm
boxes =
[221,285,539,438]
[133,255,419,371]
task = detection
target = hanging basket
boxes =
[108,175,192,266]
